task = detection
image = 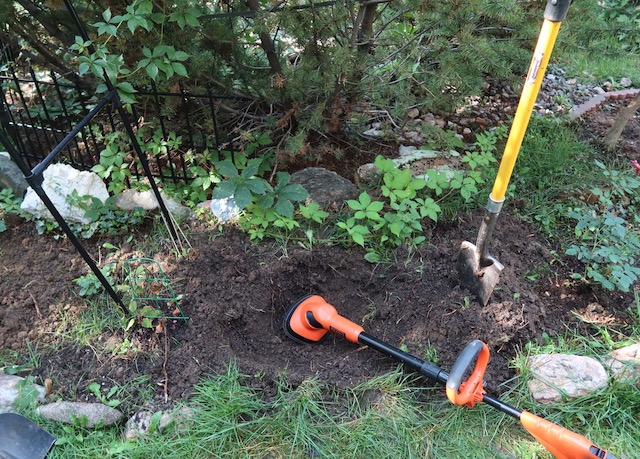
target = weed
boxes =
[13,376,41,411]
[73,264,117,298]
[88,382,122,408]
[565,161,640,292]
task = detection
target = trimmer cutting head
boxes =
[283,295,330,344]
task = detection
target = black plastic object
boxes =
[282,294,318,344]
[0,413,55,459]
[544,0,572,21]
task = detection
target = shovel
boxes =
[458,0,572,305]
[0,413,55,459]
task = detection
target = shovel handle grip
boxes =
[446,340,489,408]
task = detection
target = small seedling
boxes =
[88,382,122,408]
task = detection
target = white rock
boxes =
[602,343,640,387]
[526,354,608,405]
[21,163,109,224]
[362,128,384,137]
[210,196,241,222]
[620,77,632,88]
[115,189,192,219]
[37,401,123,427]
[124,407,194,439]
[0,373,46,411]
[398,145,417,156]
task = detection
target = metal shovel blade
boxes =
[458,240,504,306]
[0,413,55,459]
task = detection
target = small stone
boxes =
[0,374,46,409]
[362,128,384,137]
[620,77,632,88]
[209,197,241,222]
[566,78,578,85]
[526,354,608,404]
[398,145,417,156]
[37,401,123,427]
[602,343,640,387]
[0,154,29,197]
[407,108,420,119]
[125,407,195,439]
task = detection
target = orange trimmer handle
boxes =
[445,340,489,408]
[520,411,618,459]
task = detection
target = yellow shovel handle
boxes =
[491,19,562,202]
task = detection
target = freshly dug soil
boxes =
[0,208,634,411]
[0,101,637,411]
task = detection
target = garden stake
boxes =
[458,0,572,305]
[284,295,618,459]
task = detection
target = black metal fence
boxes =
[0,65,242,184]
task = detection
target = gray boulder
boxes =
[37,401,123,427]
[0,152,28,197]
[290,167,358,206]
[0,373,46,412]
[526,354,608,404]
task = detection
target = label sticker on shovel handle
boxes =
[526,51,544,85]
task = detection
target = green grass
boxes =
[36,340,638,458]
[507,115,598,233]
[556,47,640,86]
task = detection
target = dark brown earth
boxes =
[0,101,638,414]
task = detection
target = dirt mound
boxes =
[1,208,633,410]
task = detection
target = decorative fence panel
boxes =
[0,66,241,184]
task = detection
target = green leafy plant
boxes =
[255,172,309,219]
[13,376,41,410]
[212,158,271,211]
[74,264,117,297]
[88,382,122,408]
[240,206,300,241]
[566,208,640,292]
[91,132,132,194]
[565,161,640,292]
[66,192,147,239]
[338,157,443,257]
[299,202,329,224]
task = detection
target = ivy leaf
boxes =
[275,199,295,218]
[212,181,236,199]
[245,178,270,195]
[241,158,262,178]
[172,62,188,77]
[215,160,238,178]
[234,186,253,210]
[145,62,159,80]
[279,183,308,202]
[257,194,274,209]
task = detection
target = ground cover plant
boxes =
[1,0,640,457]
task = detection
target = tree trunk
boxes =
[350,1,378,54]
[245,0,283,75]
[604,92,640,151]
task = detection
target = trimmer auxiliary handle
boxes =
[283,294,618,459]
[445,340,489,408]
